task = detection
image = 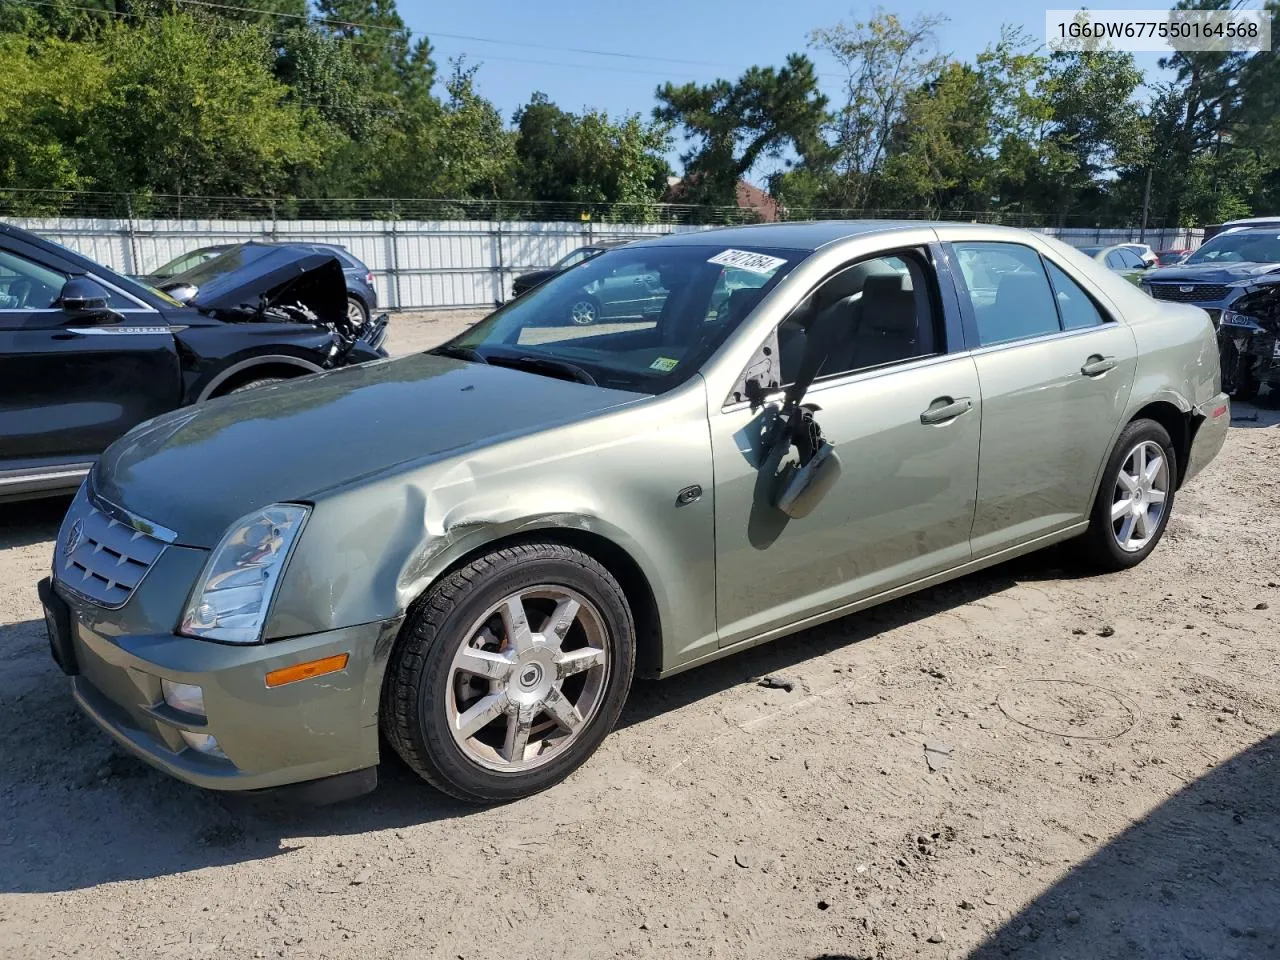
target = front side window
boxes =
[953,242,1059,346]
[771,253,940,387]
[445,244,804,394]
[0,250,68,309]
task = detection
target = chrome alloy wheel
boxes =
[568,299,598,325]
[1111,440,1170,553]
[346,299,366,327]
[446,586,609,772]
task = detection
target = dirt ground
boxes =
[1,311,1277,960]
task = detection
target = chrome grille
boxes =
[54,496,168,608]
[1149,283,1229,303]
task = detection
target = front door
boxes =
[948,241,1138,556]
[709,247,982,647]
[0,242,181,471]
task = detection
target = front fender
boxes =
[265,382,719,674]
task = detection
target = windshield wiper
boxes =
[431,344,489,364]
[484,353,597,386]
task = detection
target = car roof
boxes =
[1222,216,1280,227]
[628,219,1016,253]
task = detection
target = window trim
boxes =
[722,244,952,409]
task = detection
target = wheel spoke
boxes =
[1147,487,1167,505]
[1117,470,1139,493]
[1111,497,1132,522]
[1135,444,1147,476]
[1143,453,1164,488]
[541,598,581,647]
[1133,505,1150,540]
[543,687,583,733]
[1116,513,1136,546]
[556,646,605,679]
[456,647,514,681]
[500,596,534,653]
[502,710,534,762]
[455,692,507,740]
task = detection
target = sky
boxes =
[398,0,1176,178]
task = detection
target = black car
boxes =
[152,241,379,328]
[0,222,388,502]
[509,238,639,303]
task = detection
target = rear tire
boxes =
[381,541,636,804]
[347,296,369,328]
[1075,418,1177,571]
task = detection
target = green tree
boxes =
[808,9,949,208]
[512,93,670,216]
[654,54,827,207]
[89,15,322,208]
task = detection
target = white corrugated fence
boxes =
[9,218,1204,311]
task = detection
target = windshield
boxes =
[152,247,227,279]
[442,243,805,394]
[34,233,184,306]
[552,247,603,270]
[1078,246,1103,256]
[1184,230,1280,265]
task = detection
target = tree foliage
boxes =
[1,0,1278,227]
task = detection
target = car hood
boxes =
[1144,261,1280,285]
[165,247,348,327]
[94,354,646,547]
[514,269,557,287]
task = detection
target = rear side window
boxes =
[1045,261,1106,330]
[952,242,1059,346]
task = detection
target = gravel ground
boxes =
[1,319,1277,959]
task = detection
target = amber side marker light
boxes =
[265,653,350,688]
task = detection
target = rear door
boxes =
[947,240,1137,556]
[0,240,181,473]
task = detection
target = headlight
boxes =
[180,504,308,644]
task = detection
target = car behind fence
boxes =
[7,216,1204,311]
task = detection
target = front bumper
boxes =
[42,572,401,794]
[1184,393,1230,485]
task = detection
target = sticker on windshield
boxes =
[650,356,679,372]
[707,249,788,275]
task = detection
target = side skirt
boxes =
[657,522,1089,679]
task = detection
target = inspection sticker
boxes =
[707,249,788,275]
[650,356,679,372]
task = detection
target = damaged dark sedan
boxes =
[1216,274,1280,399]
[0,222,388,502]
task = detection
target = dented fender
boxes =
[264,380,720,676]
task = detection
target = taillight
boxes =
[365,272,375,286]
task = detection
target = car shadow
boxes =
[1,547,1071,894]
[965,732,1280,960]
[1229,393,1280,428]
[619,548,1071,730]
[0,495,71,549]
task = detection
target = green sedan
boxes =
[1076,244,1153,285]
[40,222,1229,804]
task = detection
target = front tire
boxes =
[347,296,369,328]
[1076,418,1176,571]
[381,542,636,803]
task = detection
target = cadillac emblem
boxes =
[1179,286,1194,293]
[64,519,84,555]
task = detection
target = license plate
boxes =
[37,577,78,676]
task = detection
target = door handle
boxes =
[1081,355,1118,377]
[920,396,973,425]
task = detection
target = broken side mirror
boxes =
[773,441,842,518]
